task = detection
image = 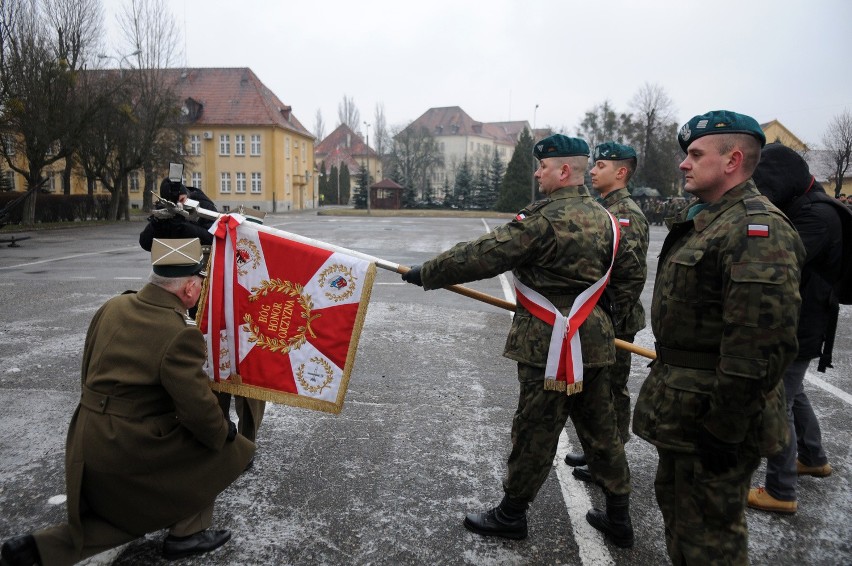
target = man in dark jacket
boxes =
[139,178,217,252]
[748,143,841,514]
[0,239,255,566]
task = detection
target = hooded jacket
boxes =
[752,143,843,360]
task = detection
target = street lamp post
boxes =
[531,104,539,203]
[364,121,371,213]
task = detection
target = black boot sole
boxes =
[463,516,527,540]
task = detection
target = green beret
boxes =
[533,134,589,159]
[678,110,766,152]
[593,142,637,161]
[151,238,205,277]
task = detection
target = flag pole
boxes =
[194,207,655,360]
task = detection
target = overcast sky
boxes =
[106,0,851,148]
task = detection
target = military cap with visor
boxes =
[593,142,637,161]
[533,134,590,159]
[678,110,766,152]
[151,238,205,277]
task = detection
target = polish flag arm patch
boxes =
[515,213,527,221]
[747,224,769,237]
[618,218,630,227]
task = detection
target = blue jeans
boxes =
[764,358,829,501]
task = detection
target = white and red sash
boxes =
[513,212,620,394]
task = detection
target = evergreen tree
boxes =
[472,166,490,209]
[440,178,452,207]
[327,164,340,204]
[453,158,474,209]
[340,164,351,204]
[353,165,369,209]
[318,160,329,205]
[495,128,535,212]
[486,148,505,209]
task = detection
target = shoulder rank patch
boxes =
[747,224,769,237]
[744,197,768,215]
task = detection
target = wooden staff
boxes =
[193,206,656,360]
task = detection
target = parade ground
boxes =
[1,210,849,565]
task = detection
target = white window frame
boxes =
[219,134,231,156]
[191,172,202,190]
[250,134,261,156]
[220,172,232,193]
[190,134,201,156]
[129,171,140,192]
[285,138,290,159]
[235,172,246,194]
[251,172,262,194]
[235,134,245,156]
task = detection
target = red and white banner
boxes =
[198,214,375,414]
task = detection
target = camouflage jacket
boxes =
[632,180,804,454]
[601,188,649,336]
[420,185,644,370]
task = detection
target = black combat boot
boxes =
[0,534,41,566]
[586,493,634,548]
[564,452,586,467]
[463,495,528,540]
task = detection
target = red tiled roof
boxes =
[163,67,312,138]
[401,106,530,144]
[370,178,403,189]
[315,124,377,159]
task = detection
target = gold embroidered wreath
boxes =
[296,356,334,394]
[243,279,320,354]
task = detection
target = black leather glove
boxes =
[226,420,238,442]
[697,427,738,474]
[401,265,423,287]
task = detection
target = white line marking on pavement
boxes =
[482,217,613,564]
[555,432,615,566]
[806,370,852,405]
[481,218,515,317]
[0,246,138,270]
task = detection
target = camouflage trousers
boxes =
[655,448,760,566]
[504,363,630,502]
[609,333,637,444]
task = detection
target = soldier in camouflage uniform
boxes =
[632,111,804,565]
[566,142,649,488]
[401,134,644,547]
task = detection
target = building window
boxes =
[286,174,290,195]
[2,135,14,156]
[219,134,231,155]
[251,172,262,194]
[302,141,306,163]
[250,134,261,156]
[285,138,290,159]
[190,134,201,155]
[191,172,202,189]
[4,170,15,190]
[129,171,140,192]
[235,172,246,194]
[235,134,245,156]
[220,172,231,193]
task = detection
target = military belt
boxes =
[80,385,174,418]
[655,344,719,371]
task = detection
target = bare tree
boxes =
[43,0,104,195]
[313,108,325,140]
[104,0,183,217]
[373,102,389,157]
[822,109,852,197]
[0,0,83,224]
[337,94,360,132]
[386,124,443,203]
[628,83,681,195]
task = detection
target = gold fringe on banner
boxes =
[543,378,584,396]
[205,261,377,415]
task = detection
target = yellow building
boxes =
[7,67,317,213]
[163,67,316,212]
[761,119,809,151]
